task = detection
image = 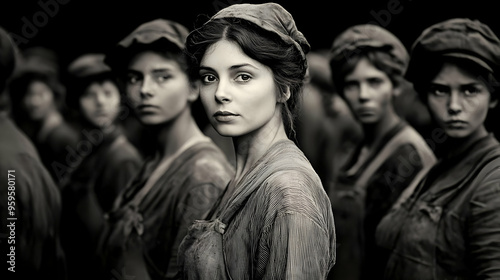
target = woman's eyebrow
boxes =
[229,63,258,70]
[199,66,215,71]
[199,63,258,71]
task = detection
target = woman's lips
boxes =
[445,120,467,128]
[213,111,239,122]
[136,104,158,113]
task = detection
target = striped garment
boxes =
[180,139,336,279]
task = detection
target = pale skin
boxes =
[426,62,497,150]
[125,51,205,162]
[199,39,290,188]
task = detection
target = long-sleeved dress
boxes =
[376,134,500,279]
[328,121,436,280]
[179,139,336,280]
[99,137,234,280]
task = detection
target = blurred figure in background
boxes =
[7,46,79,184]
[327,24,436,280]
[59,53,143,280]
[0,26,66,280]
[298,49,362,187]
[98,19,234,280]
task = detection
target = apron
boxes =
[177,140,297,280]
[177,177,258,280]
[99,137,211,280]
[329,126,425,280]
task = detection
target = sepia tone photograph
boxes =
[1,0,499,279]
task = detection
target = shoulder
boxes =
[185,140,234,179]
[258,159,332,225]
[106,136,143,164]
[49,121,79,143]
[0,118,40,160]
[385,125,436,167]
[471,154,500,199]
[169,141,234,193]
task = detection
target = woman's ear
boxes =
[187,80,200,102]
[489,97,498,109]
[278,86,291,103]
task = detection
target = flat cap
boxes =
[406,18,500,81]
[68,53,111,79]
[210,2,310,59]
[330,24,409,75]
[105,19,189,71]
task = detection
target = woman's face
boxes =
[342,57,394,124]
[79,80,121,128]
[125,51,197,126]
[23,80,56,121]
[426,62,496,139]
[199,39,280,137]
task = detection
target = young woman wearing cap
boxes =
[8,47,80,183]
[59,53,143,280]
[177,3,336,279]
[375,18,500,279]
[327,24,437,280]
[97,19,234,280]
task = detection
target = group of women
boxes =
[1,2,500,279]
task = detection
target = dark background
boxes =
[0,0,497,69]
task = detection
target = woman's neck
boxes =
[361,108,401,149]
[232,109,288,184]
[38,109,63,141]
[154,107,205,159]
[440,125,489,159]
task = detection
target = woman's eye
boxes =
[428,85,449,97]
[127,75,141,85]
[201,74,217,84]
[463,86,482,96]
[156,75,171,83]
[367,78,383,87]
[343,81,359,92]
[235,74,252,82]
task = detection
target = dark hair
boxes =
[185,17,308,139]
[65,72,120,110]
[113,41,189,80]
[409,56,500,102]
[330,50,405,96]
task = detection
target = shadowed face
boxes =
[79,80,121,128]
[426,62,497,139]
[23,80,57,121]
[342,58,394,124]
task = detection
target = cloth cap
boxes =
[68,53,111,79]
[330,24,409,75]
[13,47,60,79]
[0,26,16,83]
[105,19,189,71]
[406,18,500,81]
[210,2,310,59]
